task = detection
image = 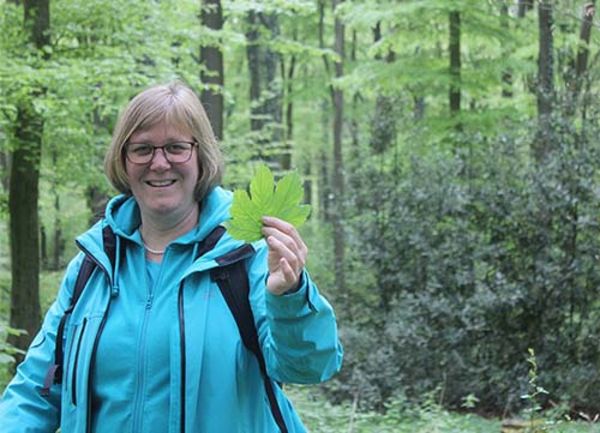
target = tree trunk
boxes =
[8,0,49,362]
[332,0,345,293]
[86,186,109,226]
[449,10,461,118]
[566,2,595,117]
[52,191,63,270]
[246,11,283,169]
[200,0,224,140]
[281,26,297,171]
[49,149,64,271]
[40,224,47,270]
[534,0,555,161]
[9,103,43,361]
[518,0,534,18]
[0,151,10,192]
[501,2,513,98]
[317,0,331,222]
[319,100,330,222]
[281,54,295,171]
[371,22,396,154]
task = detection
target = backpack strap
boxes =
[40,225,116,396]
[211,252,289,433]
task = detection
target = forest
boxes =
[2,0,600,431]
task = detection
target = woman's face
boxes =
[125,120,199,222]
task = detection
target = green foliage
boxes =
[522,348,550,432]
[288,384,504,433]
[227,164,310,242]
[326,118,600,414]
[0,322,25,366]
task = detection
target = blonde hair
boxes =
[104,81,223,202]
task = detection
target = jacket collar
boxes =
[75,186,251,275]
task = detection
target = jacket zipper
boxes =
[71,317,88,406]
[178,281,186,433]
[132,291,154,432]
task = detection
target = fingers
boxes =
[264,230,304,275]
[261,216,308,265]
[266,258,299,295]
[261,217,308,294]
[278,257,298,286]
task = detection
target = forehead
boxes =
[129,119,193,143]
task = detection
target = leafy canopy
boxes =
[226,164,311,242]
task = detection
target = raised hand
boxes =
[261,216,308,295]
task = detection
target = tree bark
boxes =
[52,189,63,270]
[566,2,595,116]
[282,49,296,171]
[200,0,224,140]
[449,11,461,118]
[501,2,513,98]
[8,0,49,362]
[534,0,555,161]
[518,0,534,18]
[371,22,396,154]
[9,103,43,360]
[0,151,10,192]
[86,186,109,226]
[246,10,283,169]
[332,0,345,293]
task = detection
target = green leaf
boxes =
[250,164,274,210]
[227,164,311,242]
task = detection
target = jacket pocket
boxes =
[71,317,88,406]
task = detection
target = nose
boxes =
[149,147,171,169]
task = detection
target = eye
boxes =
[166,142,191,154]
[129,144,153,156]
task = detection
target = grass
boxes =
[286,385,598,433]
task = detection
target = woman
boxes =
[0,81,343,432]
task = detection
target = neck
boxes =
[139,205,199,254]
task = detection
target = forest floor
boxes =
[287,385,598,433]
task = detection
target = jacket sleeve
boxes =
[0,253,84,433]
[247,241,343,384]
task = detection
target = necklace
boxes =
[139,225,166,254]
[143,242,165,255]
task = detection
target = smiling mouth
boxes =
[146,180,176,187]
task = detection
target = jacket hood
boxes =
[76,186,250,275]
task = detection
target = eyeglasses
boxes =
[125,141,196,165]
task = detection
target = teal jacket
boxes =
[0,187,343,432]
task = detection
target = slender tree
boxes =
[534,0,555,161]
[317,1,332,221]
[566,1,596,117]
[449,10,461,119]
[281,26,297,171]
[200,0,224,140]
[246,10,283,168]
[8,0,49,360]
[518,0,534,18]
[371,22,396,154]
[500,1,513,98]
[332,0,345,293]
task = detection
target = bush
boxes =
[328,128,600,414]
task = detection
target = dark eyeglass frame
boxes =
[124,141,197,165]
